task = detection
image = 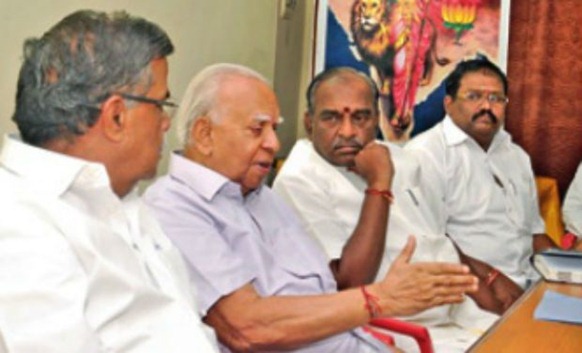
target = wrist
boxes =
[365,188,394,203]
[485,268,500,287]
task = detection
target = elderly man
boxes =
[144,63,479,353]
[0,10,218,352]
[406,57,556,311]
[272,67,498,353]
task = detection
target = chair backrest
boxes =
[535,176,565,246]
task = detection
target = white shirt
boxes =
[273,139,498,353]
[406,117,545,288]
[563,162,582,236]
[0,135,218,353]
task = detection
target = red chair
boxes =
[364,318,434,353]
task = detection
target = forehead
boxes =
[220,75,279,122]
[459,70,504,92]
[314,74,375,110]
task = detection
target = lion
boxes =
[350,0,449,139]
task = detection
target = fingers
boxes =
[419,261,471,275]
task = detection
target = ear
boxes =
[190,116,214,156]
[99,95,128,142]
[303,112,313,137]
[443,95,454,115]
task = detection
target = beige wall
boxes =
[0,0,312,179]
[0,0,280,151]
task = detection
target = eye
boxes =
[488,94,507,104]
[319,112,342,123]
[352,111,372,125]
[465,91,482,102]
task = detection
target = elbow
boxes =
[209,314,288,352]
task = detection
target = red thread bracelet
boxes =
[360,286,382,319]
[485,269,500,287]
[365,188,394,204]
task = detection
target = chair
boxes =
[535,176,566,247]
[364,318,434,353]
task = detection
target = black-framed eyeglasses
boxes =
[118,93,178,110]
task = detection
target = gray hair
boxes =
[12,9,174,146]
[175,63,270,146]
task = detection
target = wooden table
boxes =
[468,281,582,352]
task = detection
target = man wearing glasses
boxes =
[0,10,218,352]
[406,57,556,312]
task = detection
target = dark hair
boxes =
[444,55,508,99]
[305,67,379,115]
[12,10,174,145]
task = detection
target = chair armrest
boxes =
[369,318,434,353]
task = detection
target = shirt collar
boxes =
[0,134,110,197]
[442,115,511,152]
[168,152,248,201]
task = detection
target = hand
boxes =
[373,236,479,317]
[489,272,523,311]
[350,142,394,190]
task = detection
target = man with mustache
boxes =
[144,63,481,353]
[406,57,556,311]
[273,67,498,352]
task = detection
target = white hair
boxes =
[175,63,270,146]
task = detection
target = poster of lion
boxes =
[315,0,510,143]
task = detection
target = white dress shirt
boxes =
[406,117,545,288]
[0,135,218,353]
[563,162,582,236]
[273,139,498,353]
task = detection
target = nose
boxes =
[338,117,356,138]
[262,127,280,153]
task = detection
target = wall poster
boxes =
[314,0,510,143]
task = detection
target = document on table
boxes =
[534,290,582,325]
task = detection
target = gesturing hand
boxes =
[373,236,479,317]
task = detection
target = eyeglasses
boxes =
[457,91,509,105]
[118,93,178,110]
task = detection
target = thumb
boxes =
[394,235,416,265]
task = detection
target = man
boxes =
[144,63,479,353]
[0,10,218,352]
[563,162,582,250]
[406,57,556,311]
[272,67,498,352]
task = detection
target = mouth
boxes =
[254,160,273,174]
[334,145,362,155]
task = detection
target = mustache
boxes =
[332,137,364,150]
[472,109,498,124]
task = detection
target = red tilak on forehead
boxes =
[342,107,351,113]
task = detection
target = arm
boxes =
[533,233,556,252]
[204,236,478,352]
[451,239,522,314]
[330,142,394,288]
[274,142,394,289]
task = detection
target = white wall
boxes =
[0,0,279,158]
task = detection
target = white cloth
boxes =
[0,135,218,353]
[272,138,498,353]
[563,162,582,236]
[406,117,545,288]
